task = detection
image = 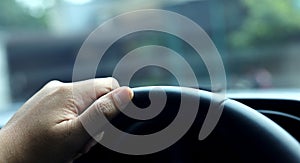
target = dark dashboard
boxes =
[228,90,300,142]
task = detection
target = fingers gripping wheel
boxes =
[76,86,300,163]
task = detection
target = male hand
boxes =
[0,78,133,163]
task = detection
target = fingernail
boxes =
[112,87,134,109]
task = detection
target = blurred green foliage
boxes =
[0,0,47,30]
[230,0,300,48]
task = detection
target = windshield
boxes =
[0,0,300,108]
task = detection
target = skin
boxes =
[0,78,133,163]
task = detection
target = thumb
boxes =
[77,87,133,141]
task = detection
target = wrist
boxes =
[0,128,18,163]
[0,129,9,162]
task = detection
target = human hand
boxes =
[0,78,133,163]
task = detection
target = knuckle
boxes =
[95,99,116,117]
[44,80,64,90]
[44,80,72,95]
[47,80,63,86]
[107,77,117,83]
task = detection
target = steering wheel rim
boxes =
[76,86,300,162]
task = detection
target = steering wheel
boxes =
[75,86,300,163]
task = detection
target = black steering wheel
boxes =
[76,86,300,163]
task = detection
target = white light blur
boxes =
[15,0,55,9]
[63,0,92,5]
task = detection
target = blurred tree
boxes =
[230,0,300,48]
[0,0,48,31]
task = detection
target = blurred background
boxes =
[1,0,300,122]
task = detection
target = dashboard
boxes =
[228,90,300,142]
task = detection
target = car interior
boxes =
[0,0,299,162]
